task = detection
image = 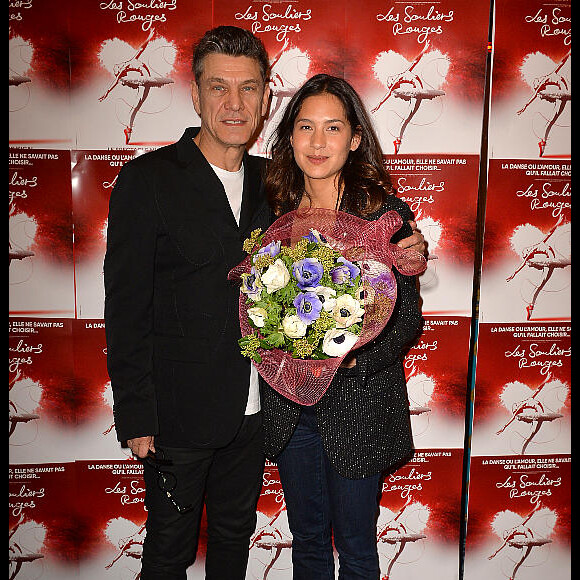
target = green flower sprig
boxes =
[281,238,309,262]
[243,228,264,254]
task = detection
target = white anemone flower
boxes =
[332,294,365,328]
[307,285,337,312]
[322,328,359,357]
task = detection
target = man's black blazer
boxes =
[104,127,271,448]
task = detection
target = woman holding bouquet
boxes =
[261,74,424,579]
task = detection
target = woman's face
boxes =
[290,93,361,194]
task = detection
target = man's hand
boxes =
[397,220,426,256]
[127,435,155,458]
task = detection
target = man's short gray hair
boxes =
[192,26,270,84]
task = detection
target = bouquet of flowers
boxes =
[228,208,426,405]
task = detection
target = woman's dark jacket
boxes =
[261,194,423,479]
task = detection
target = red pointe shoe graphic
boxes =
[538,139,546,157]
[525,304,534,320]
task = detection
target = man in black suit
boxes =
[105,26,272,579]
[105,25,424,580]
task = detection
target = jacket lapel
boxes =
[174,128,269,238]
[179,130,240,230]
[239,153,268,235]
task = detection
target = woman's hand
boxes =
[397,220,426,256]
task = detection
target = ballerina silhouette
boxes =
[249,503,292,579]
[517,50,571,157]
[489,503,552,580]
[506,215,570,320]
[372,41,445,154]
[99,28,174,144]
[377,496,427,580]
[496,373,564,454]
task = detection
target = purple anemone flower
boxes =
[330,257,360,286]
[240,267,262,301]
[292,258,324,290]
[254,240,281,263]
[293,291,323,325]
[302,229,328,244]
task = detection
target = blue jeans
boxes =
[276,407,381,580]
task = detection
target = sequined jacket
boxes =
[261,195,423,479]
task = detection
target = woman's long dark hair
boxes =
[265,74,394,217]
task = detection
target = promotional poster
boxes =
[377,449,464,580]
[247,461,293,580]
[71,149,142,319]
[9,319,76,464]
[471,322,571,457]
[344,0,491,155]
[404,317,472,449]
[488,0,571,160]
[9,463,79,580]
[71,320,131,461]
[9,149,75,318]
[463,454,571,580]
[386,154,481,316]
[9,1,73,148]
[75,460,147,580]
[68,0,211,149]
[214,0,348,156]
[478,159,571,323]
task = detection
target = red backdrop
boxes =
[9,1,570,579]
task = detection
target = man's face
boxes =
[192,53,270,161]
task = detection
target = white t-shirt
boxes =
[210,162,260,415]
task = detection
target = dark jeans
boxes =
[276,407,381,580]
[140,412,264,580]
